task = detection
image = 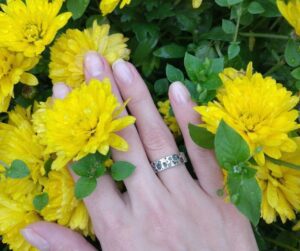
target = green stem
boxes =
[264,237,298,251]
[239,32,290,40]
[264,60,285,76]
[233,5,242,43]
[215,42,224,58]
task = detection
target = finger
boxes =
[21,222,96,251]
[169,82,223,197]
[112,60,199,194]
[52,80,125,235]
[84,52,163,201]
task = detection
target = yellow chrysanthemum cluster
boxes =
[257,139,300,224]
[49,21,130,88]
[277,0,300,36]
[0,106,93,251]
[33,78,135,170]
[196,62,299,166]
[196,63,300,224]
[0,0,71,112]
[100,0,131,15]
[158,100,181,137]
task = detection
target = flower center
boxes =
[24,24,41,42]
[0,52,13,79]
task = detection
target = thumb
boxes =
[21,222,97,251]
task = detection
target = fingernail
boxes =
[21,228,50,251]
[53,83,71,99]
[170,82,190,104]
[112,59,133,85]
[84,52,105,78]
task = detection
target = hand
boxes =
[21,52,258,251]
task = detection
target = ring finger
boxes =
[112,60,201,194]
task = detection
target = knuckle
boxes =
[142,126,174,153]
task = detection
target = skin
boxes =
[21,52,258,251]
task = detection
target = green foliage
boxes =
[215,120,250,168]
[188,123,215,149]
[227,164,261,226]
[33,193,49,211]
[111,161,136,181]
[6,160,30,179]
[75,177,97,200]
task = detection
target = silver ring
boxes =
[151,152,187,173]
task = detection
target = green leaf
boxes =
[166,64,184,83]
[184,53,203,82]
[33,193,49,211]
[71,153,106,178]
[153,43,186,59]
[228,42,240,60]
[266,156,300,171]
[247,2,265,14]
[154,78,169,95]
[75,177,97,200]
[111,161,136,181]
[202,73,222,90]
[189,123,215,149]
[67,0,90,20]
[6,160,30,179]
[227,166,261,225]
[215,0,243,7]
[285,40,300,67]
[222,19,236,34]
[291,67,300,80]
[214,120,250,168]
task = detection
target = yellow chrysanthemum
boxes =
[0,0,72,57]
[195,62,299,166]
[0,176,41,251]
[100,0,131,15]
[33,78,136,170]
[40,168,93,236]
[158,100,181,137]
[0,106,47,182]
[277,0,300,36]
[0,48,38,112]
[192,0,202,8]
[49,22,130,88]
[257,138,300,224]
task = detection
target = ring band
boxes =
[151,152,187,173]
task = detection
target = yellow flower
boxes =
[257,138,300,224]
[192,0,202,8]
[40,168,93,236]
[100,0,131,15]
[0,106,47,182]
[0,176,41,251]
[0,0,72,57]
[195,62,299,165]
[49,21,130,88]
[0,48,38,112]
[33,78,136,170]
[277,0,300,36]
[158,100,181,137]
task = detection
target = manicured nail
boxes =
[170,82,190,104]
[112,59,133,85]
[53,83,71,99]
[84,51,105,78]
[21,228,50,251]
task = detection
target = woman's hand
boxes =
[21,52,258,251]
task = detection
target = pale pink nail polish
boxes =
[170,82,190,104]
[112,59,133,85]
[21,228,50,251]
[84,52,105,78]
[53,83,71,99]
